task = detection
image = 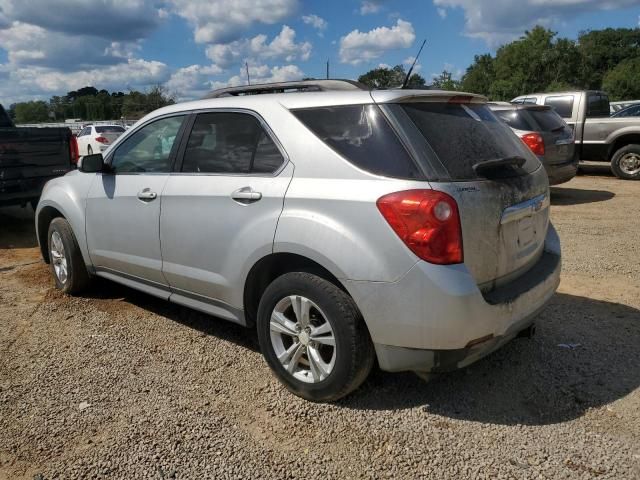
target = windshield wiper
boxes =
[473,156,526,174]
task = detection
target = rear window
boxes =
[528,109,566,132]
[494,110,534,131]
[95,126,125,133]
[292,104,421,179]
[543,95,574,118]
[400,102,539,180]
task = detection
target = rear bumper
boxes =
[544,158,578,185]
[0,177,54,207]
[345,224,561,373]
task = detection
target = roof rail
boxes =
[203,79,369,99]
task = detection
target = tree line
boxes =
[357,27,640,101]
[6,26,638,123]
[8,85,175,124]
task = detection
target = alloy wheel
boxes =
[50,231,68,284]
[269,295,336,383]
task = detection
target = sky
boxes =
[0,0,639,105]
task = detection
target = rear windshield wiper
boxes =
[473,156,526,174]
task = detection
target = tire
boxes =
[47,217,91,295]
[611,144,640,180]
[257,272,375,402]
[87,145,93,156]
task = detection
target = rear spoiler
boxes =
[370,90,488,105]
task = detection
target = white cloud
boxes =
[206,25,311,68]
[434,0,640,47]
[339,19,415,65]
[302,14,327,32]
[0,0,165,40]
[165,64,225,100]
[359,1,383,15]
[169,0,299,44]
[0,58,170,103]
[403,56,422,72]
[437,8,447,19]
[209,64,304,91]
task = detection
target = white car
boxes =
[76,124,126,156]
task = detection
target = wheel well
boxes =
[243,253,347,327]
[37,206,64,263]
[609,135,640,160]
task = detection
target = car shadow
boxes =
[0,206,39,249]
[84,278,260,353]
[339,293,639,426]
[550,187,615,206]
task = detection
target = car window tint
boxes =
[615,105,640,117]
[111,115,184,173]
[292,104,421,179]
[587,93,610,118]
[528,109,566,132]
[181,112,284,174]
[95,126,125,133]
[523,97,538,104]
[495,110,533,131]
[543,95,574,118]
[401,102,539,180]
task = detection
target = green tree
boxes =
[460,54,495,95]
[602,57,640,101]
[358,64,425,89]
[14,101,50,123]
[578,28,640,89]
[431,70,460,91]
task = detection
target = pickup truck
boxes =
[0,104,79,208]
[512,90,640,180]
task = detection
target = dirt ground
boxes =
[0,167,638,479]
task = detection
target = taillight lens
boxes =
[377,189,463,265]
[521,133,545,156]
[95,136,109,144]
[69,134,79,164]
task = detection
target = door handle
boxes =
[231,187,262,204]
[137,188,157,201]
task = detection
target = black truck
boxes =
[0,104,78,208]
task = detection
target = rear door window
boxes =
[399,102,539,181]
[180,112,285,174]
[586,93,610,118]
[543,95,574,118]
[292,104,421,179]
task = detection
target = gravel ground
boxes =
[1,168,638,479]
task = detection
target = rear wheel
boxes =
[257,272,374,402]
[47,217,91,294]
[611,144,640,180]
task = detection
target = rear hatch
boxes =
[94,125,125,146]
[525,107,574,165]
[378,94,549,290]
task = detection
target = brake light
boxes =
[377,189,463,265]
[69,134,79,164]
[521,133,545,156]
[95,136,109,144]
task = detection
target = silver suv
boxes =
[36,81,561,402]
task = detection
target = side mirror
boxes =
[79,153,107,173]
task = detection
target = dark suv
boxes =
[490,103,577,185]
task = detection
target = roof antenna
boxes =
[245,62,251,85]
[402,39,426,89]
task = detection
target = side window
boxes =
[544,95,574,118]
[181,112,284,174]
[523,97,538,104]
[78,127,89,137]
[586,93,610,118]
[111,115,184,173]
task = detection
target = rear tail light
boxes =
[521,133,545,156]
[95,136,109,144]
[69,134,79,164]
[377,189,463,265]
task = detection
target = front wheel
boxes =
[47,217,91,294]
[611,144,640,180]
[257,272,375,402]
